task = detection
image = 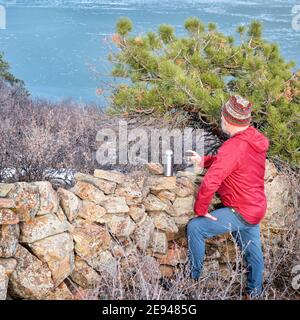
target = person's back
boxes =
[217,125,269,224]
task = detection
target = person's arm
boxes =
[188,150,216,169]
[194,140,243,217]
[200,155,217,169]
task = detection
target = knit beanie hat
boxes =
[222,95,253,127]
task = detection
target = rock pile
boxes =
[0,160,294,299]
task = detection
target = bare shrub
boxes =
[0,80,221,185]
[0,80,105,185]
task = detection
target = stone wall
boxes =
[0,160,294,300]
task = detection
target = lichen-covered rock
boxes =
[94,169,125,184]
[7,182,40,222]
[143,194,174,214]
[43,282,73,300]
[8,245,54,299]
[19,213,72,243]
[89,213,112,225]
[0,265,8,300]
[100,196,129,214]
[177,177,196,191]
[70,181,106,205]
[0,209,19,225]
[174,177,196,197]
[48,253,75,287]
[151,231,168,254]
[145,163,164,175]
[124,243,139,257]
[176,170,203,185]
[173,214,194,226]
[128,171,147,191]
[28,232,74,286]
[0,183,14,197]
[0,224,20,257]
[55,206,68,223]
[174,186,193,198]
[129,205,146,223]
[0,258,17,277]
[32,181,59,216]
[110,242,126,258]
[85,250,117,278]
[0,198,15,209]
[176,170,198,179]
[72,216,89,227]
[263,173,291,229]
[172,196,194,216]
[165,224,186,242]
[73,221,111,261]
[265,174,291,220]
[78,200,107,223]
[133,216,155,251]
[153,190,176,203]
[115,176,143,205]
[57,188,81,222]
[152,212,178,234]
[108,215,136,237]
[145,176,176,191]
[74,172,116,194]
[70,255,101,289]
[264,159,278,182]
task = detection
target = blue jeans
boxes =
[186,206,264,296]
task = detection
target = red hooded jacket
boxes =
[194,126,270,224]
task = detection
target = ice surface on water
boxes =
[0,0,298,103]
[4,0,298,8]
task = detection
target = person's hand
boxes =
[187,150,202,165]
[203,212,218,221]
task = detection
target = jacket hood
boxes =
[232,126,269,153]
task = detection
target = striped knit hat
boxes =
[222,95,253,127]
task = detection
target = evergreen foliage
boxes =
[0,52,23,86]
[108,17,300,165]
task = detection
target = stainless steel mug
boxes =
[163,149,173,176]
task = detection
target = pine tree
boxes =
[107,17,300,165]
[0,52,23,85]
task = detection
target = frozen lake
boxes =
[0,0,299,105]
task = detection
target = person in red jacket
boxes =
[186,95,269,298]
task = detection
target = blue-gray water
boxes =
[0,0,299,105]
